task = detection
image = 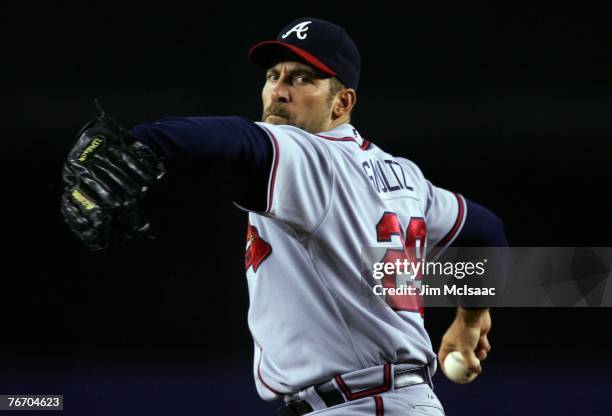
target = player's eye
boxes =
[266,73,279,82]
[294,75,312,85]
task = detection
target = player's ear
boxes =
[332,88,356,119]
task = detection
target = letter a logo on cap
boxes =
[281,21,312,40]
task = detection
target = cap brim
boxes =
[248,41,337,77]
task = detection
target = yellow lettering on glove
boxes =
[72,189,96,210]
[78,137,104,162]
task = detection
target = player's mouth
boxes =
[263,106,292,124]
[267,114,287,123]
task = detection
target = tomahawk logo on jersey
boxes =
[240,122,466,400]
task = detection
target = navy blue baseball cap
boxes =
[249,18,361,90]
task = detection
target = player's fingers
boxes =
[437,351,447,366]
[459,349,482,374]
[437,340,455,366]
[476,349,488,361]
[437,349,452,368]
[479,334,491,352]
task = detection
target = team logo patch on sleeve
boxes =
[245,224,272,272]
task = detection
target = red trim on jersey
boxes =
[260,126,280,214]
[316,134,356,142]
[257,346,283,396]
[392,307,424,315]
[435,193,466,248]
[316,134,372,151]
[374,396,384,416]
[334,364,391,400]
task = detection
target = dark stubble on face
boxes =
[262,101,333,134]
[262,103,295,125]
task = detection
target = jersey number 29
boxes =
[376,212,426,315]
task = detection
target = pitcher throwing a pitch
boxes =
[61,18,507,415]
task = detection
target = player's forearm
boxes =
[130,116,273,210]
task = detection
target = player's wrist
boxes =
[456,306,489,325]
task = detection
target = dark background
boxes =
[9,2,611,415]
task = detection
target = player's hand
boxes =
[60,104,165,251]
[438,307,491,374]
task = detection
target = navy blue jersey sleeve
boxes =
[130,116,272,212]
[452,198,510,307]
[453,198,507,247]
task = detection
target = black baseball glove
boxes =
[60,104,165,251]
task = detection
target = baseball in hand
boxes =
[442,351,478,384]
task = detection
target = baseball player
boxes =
[61,18,507,415]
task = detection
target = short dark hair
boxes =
[328,77,352,122]
[328,77,346,101]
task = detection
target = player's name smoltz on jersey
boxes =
[359,154,416,198]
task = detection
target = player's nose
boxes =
[271,81,290,103]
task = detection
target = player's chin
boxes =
[265,115,290,125]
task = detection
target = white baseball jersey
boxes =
[241,122,466,400]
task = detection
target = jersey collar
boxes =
[316,124,366,147]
